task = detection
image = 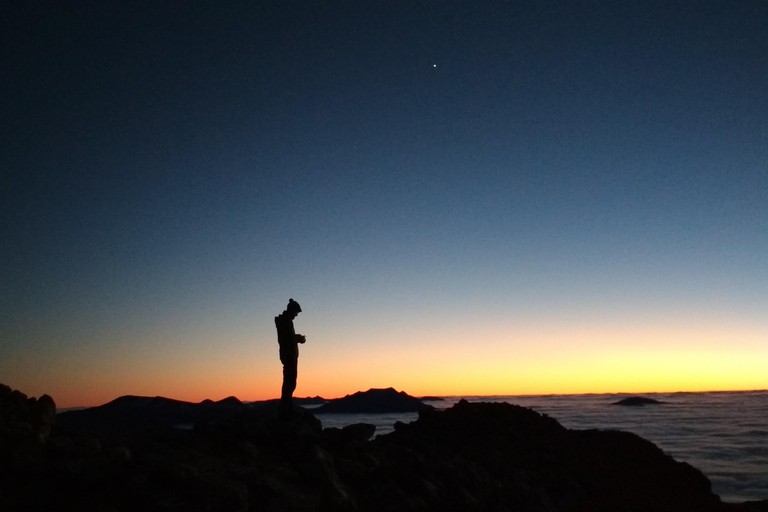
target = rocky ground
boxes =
[2,383,767,512]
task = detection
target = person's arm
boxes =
[295,334,306,344]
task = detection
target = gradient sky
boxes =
[2,1,767,408]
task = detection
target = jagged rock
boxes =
[315,388,433,414]
[31,394,56,439]
[321,423,376,449]
[0,384,57,468]
[304,445,358,511]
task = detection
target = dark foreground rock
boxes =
[363,401,720,512]
[314,387,433,414]
[2,384,767,512]
[0,384,56,466]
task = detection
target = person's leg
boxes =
[280,359,298,417]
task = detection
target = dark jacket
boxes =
[275,312,298,362]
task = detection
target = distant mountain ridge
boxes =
[612,396,666,406]
[57,394,247,430]
[56,388,432,431]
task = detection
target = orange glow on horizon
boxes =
[9,320,767,409]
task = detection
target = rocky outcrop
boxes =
[0,384,56,466]
[2,384,767,512]
[360,400,718,511]
[314,387,433,414]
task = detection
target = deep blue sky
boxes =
[2,1,767,405]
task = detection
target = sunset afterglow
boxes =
[3,2,766,408]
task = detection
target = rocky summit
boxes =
[2,384,767,512]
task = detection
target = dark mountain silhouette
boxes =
[251,396,326,408]
[294,396,327,406]
[57,394,248,431]
[314,387,433,414]
[613,396,666,406]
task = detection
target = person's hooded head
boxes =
[286,298,302,318]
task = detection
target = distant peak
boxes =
[216,396,242,405]
[613,396,665,406]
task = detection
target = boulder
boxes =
[351,400,721,512]
[0,384,56,445]
[0,385,58,484]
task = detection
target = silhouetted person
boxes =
[275,298,306,418]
